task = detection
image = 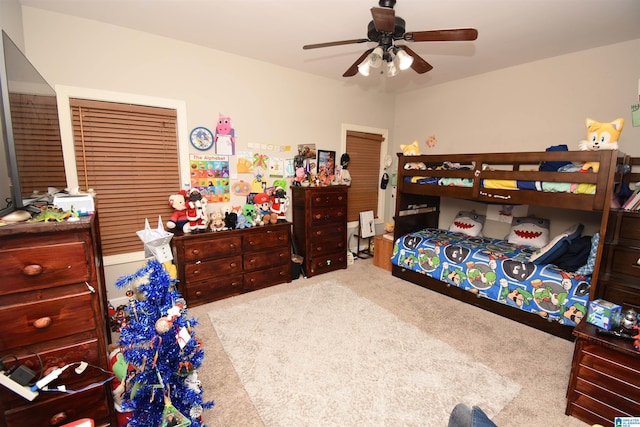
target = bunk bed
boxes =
[391,150,624,340]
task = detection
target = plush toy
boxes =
[186,188,208,233]
[224,208,238,230]
[235,213,252,229]
[507,216,551,249]
[578,117,624,172]
[167,190,190,233]
[270,187,289,221]
[108,344,134,426]
[209,210,225,232]
[400,141,426,170]
[254,192,276,225]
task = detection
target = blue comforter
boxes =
[391,229,590,326]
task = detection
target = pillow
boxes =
[449,211,486,237]
[529,223,584,264]
[507,216,550,248]
[575,232,600,275]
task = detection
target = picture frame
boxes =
[317,149,336,178]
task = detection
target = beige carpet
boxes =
[208,281,521,426]
[188,258,589,427]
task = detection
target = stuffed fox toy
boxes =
[578,117,624,172]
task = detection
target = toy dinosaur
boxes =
[27,206,71,222]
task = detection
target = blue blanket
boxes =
[391,229,590,326]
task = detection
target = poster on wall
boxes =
[189,154,230,203]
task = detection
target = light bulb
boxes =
[369,47,384,68]
[358,61,371,76]
[396,49,414,71]
[387,61,398,77]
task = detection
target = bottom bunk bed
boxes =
[391,228,591,340]
[391,150,623,340]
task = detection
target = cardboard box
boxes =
[586,299,621,330]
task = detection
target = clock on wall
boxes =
[190,127,214,151]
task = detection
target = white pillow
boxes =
[449,211,486,237]
[507,216,550,248]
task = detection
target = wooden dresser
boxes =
[171,222,291,306]
[291,186,348,277]
[565,321,640,426]
[0,216,115,427]
[565,207,640,426]
[596,209,640,310]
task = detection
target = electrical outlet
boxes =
[0,371,39,401]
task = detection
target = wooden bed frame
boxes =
[391,150,623,340]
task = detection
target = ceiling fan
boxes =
[303,0,478,77]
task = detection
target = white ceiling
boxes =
[19,0,640,93]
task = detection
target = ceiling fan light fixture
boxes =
[395,48,414,71]
[358,60,371,76]
[387,61,398,77]
[369,46,384,68]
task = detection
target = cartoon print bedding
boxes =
[391,228,590,326]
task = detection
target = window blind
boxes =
[70,99,179,256]
[10,93,66,197]
[345,130,384,223]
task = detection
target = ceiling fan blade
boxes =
[343,48,375,77]
[371,7,395,33]
[405,28,478,42]
[303,38,370,50]
[399,45,433,74]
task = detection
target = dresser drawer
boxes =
[0,338,103,410]
[244,264,291,291]
[619,214,640,243]
[244,247,289,271]
[600,280,640,311]
[310,206,346,226]
[243,227,289,251]
[310,222,346,239]
[0,242,89,295]
[4,382,110,427]
[0,292,96,350]
[310,191,347,208]
[185,275,243,305]
[308,252,347,276]
[310,235,346,258]
[605,244,640,278]
[182,235,241,261]
[184,255,242,281]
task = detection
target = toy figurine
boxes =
[186,188,208,233]
[339,153,352,186]
[270,188,289,221]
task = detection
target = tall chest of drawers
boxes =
[291,186,348,277]
[172,222,292,307]
[0,216,115,427]
[596,209,640,310]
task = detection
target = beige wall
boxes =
[6,2,639,303]
[20,6,396,301]
[392,38,640,238]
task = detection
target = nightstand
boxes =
[565,320,640,426]
[373,234,394,271]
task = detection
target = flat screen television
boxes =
[0,30,66,218]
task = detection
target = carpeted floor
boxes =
[189,258,588,427]
[208,281,521,426]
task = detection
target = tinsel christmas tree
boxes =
[115,258,214,426]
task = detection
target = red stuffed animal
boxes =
[167,190,190,233]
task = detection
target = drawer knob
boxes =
[191,249,201,256]
[33,317,52,329]
[195,290,202,297]
[193,270,200,276]
[230,262,237,268]
[50,411,69,425]
[23,264,43,276]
